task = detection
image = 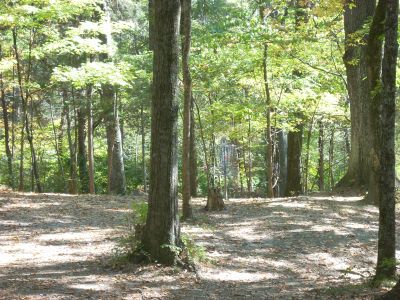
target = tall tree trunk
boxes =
[329,127,335,189]
[189,96,198,197]
[0,71,14,189]
[87,87,95,194]
[285,121,303,196]
[49,100,66,192]
[141,103,147,193]
[103,86,126,195]
[278,131,288,197]
[366,0,397,282]
[12,28,42,193]
[304,121,313,194]
[18,118,25,191]
[337,0,376,189]
[318,121,324,191]
[260,7,274,198]
[77,101,88,193]
[64,90,78,194]
[181,0,193,219]
[142,0,182,265]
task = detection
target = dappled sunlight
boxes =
[0,192,395,299]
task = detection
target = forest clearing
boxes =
[0,189,396,299]
[0,0,400,298]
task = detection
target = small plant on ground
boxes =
[111,201,149,268]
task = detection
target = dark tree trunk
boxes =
[141,103,147,193]
[87,87,95,194]
[0,72,14,189]
[64,90,78,194]
[103,86,126,195]
[285,121,303,196]
[142,0,182,265]
[318,121,324,191]
[337,0,376,189]
[181,0,193,219]
[278,131,288,197]
[329,127,335,189]
[77,102,89,193]
[189,96,198,197]
[260,7,274,198]
[367,0,398,282]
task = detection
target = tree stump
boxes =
[205,187,225,211]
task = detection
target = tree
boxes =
[366,0,398,283]
[337,0,375,190]
[141,0,182,265]
[181,0,193,219]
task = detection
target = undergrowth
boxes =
[111,200,208,269]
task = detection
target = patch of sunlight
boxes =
[201,269,278,282]
[306,252,349,271]
[266,259,297,270]
[70,281,111,291]
[344,222,375,230]
[0,220,32,227]
[269,201,308,209]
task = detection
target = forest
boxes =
[0,0,399,299]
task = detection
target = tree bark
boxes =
[87,87,95,194]
[12,28,42,193]
[64,89,78,194]
[0,70,14,189]
[142,0,182,265]
[103,86,126,195]
[77,101,89,193]
[260,7,274,198]
[189,96,198,197]
[318,121,324,191]
[366,0,397,282]
[285,121,303,196]
[141,103,147,193]
[337,0,376,189]
[181,0,193,219]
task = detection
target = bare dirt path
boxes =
[0,189,396,299]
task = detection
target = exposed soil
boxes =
[0,188,397,299]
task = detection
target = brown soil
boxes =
[0,189,396,299]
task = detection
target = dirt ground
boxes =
[0,189,397,299]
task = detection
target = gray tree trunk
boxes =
[337,0,376,189]
[181,0,193,219]
[142,0,182,265]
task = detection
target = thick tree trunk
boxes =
[181,0,193,219]
[103,86,126,195]
[329,127,335,189]
[285,122,303,196]
[278,131,288,197]
[142,0,182,265]
[337,0,376,189]
[367,0,397,282]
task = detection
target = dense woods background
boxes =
[0,0,380,197]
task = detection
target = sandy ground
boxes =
[0,189,396,299]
